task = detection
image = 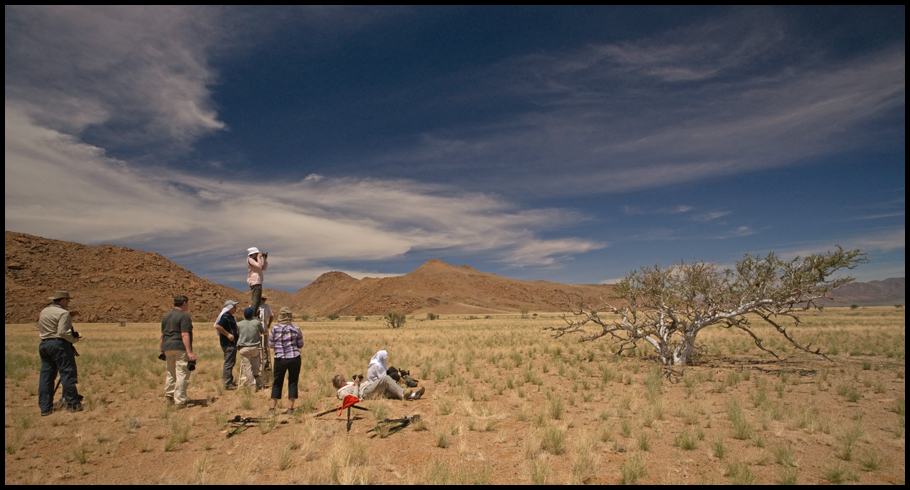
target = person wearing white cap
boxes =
[214,299,240,389]
[246,247,268,315]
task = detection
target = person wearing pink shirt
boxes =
[246,247,268,315]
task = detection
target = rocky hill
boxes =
[7,231,902,323]
[4,231,250,324]
[290,258,616,316]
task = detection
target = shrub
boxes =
[427,313,438,320]
[384,312,406,329]
[354,314,364,321]
[327,314,339,320]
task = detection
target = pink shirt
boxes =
[247,255,268,286]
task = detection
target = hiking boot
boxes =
[41,409,53,417]
[402,390,413,400]
[174,403,188,411]
[224,383,237,391]
[266,408,276,416]
[411,387,426,400]
[165,396,175,406]
[66,403,84,413]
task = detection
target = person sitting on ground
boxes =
[366,349,389,383]
[367,349,418,387]
[236,307,264,391]
[333,373,425,402]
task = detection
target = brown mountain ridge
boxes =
[292,258,616,317]
[5,231,902,323]
[4,231,290,324]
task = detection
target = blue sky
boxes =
[5,6,905,292]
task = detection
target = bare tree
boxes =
[546,246,867,367]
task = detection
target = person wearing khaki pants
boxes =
[160,295,196,408]
[236,306,264,390]
[164,350,191,405]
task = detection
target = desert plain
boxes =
[4,306,905,484]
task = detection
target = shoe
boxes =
[41,409,53,417]
[165,396,175,406]
[411,387,426,400]
[266,408,275,416]
[403,390,412,400]
[174,403,188,410]
[224,383,237,391]
[284,408,295,415]
[66,403,84,413]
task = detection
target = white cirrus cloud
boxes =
[5,104,606,289]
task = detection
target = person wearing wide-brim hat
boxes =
[36,291,84,416]
[267,307,303,415]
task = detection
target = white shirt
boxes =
[258,303,274,327]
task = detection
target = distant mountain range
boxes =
[821,277,905,307]
[4,231,903,323]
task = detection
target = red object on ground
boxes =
[337,395,360,416]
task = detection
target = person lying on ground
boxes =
[333,373,425,402]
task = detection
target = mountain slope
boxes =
[290,258,616,316]
[4,231,246,324]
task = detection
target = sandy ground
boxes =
[4,307,905,484]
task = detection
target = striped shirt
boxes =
[268,323,303,359]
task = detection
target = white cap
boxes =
[247,247,260,255]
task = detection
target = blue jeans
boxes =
[38,339,81,412]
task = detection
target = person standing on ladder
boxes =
[246,247,268,315]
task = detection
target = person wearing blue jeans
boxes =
[37,291,84,415]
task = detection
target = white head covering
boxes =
[247,247,260,255]
[213,300,239,333]
[369,350,388,372]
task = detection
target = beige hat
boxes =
[278,307,293,323]
[48,291,72,301]
[247,247,260,255]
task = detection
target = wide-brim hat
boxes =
[48,290,72,301]
[247,247,260,255]
[278,307,293,323]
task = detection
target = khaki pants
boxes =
[165,350,190,405]
[238,346,262,390]
[362,375,405,400]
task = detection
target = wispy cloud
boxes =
[383,11,904,197]
[5,104,605,288]
[5,6,226,148]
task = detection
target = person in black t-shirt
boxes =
[213,300,239,390]
[159,295,196,408]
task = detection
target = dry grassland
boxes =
[5,307,905,484]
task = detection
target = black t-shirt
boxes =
[217,312,238,348]
[161,309,193,352]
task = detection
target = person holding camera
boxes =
[332,373,425,401]
[246,247,268,315]
[37,291,84,416]
[159,295,196,408]
[267,307,303,415]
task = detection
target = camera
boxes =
[188,360,196,371]
[262,252,268,258]
[158,353,166,361]
[400,370,410,377]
